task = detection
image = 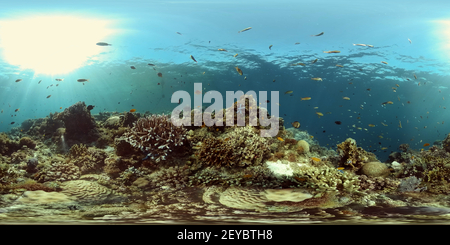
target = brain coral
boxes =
[123,114,189,162]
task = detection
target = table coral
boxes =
[123,114,189,163]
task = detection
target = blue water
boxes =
[1,0,450,161]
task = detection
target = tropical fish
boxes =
[38,80,42,84]
[190,55,197,63]
[238,27,252,33]
[233,53,238,57]
[15,79,22,83]
[381,147,388,150]
[323,50,340,53]
[381,61,388,64]
[353,43,369,47]
[408,38,412,44]
[311,59,318,64]
[335,121,342,125]
[423,143,430,147]
[292,121,300,128]
[413,73,417,79]
[46,95,51,98]
[399,120,402,128]
[194,90,202,95]
[130,109,136,112]
[301,97,311,101]
[176,32,182,35]
[368,124,375,127]
[130,66,136,69]
[336,65,344,67]
[14,108,19,112]
[157,72,163,77]
[277,137,284,142]
[316,112,324,117]
[381,101,393,105]
[10,122,14,125]
[311,77,322,81]
[285,90,293,94]
[235,66,243,75]
[218,48,227,52]
[294,42,300,45]
[343,97,350,100]
[87,105,95,111]
[269,45,273,50]
[55,78,64,81]
[311,157,320,162]
[77,79,89,82]
[311,32,324,36]
[96,42,111,46]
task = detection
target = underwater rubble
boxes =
[0,98,450,223]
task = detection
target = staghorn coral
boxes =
[123,114,189,162]
[195,126,270,168]
[336,138,377,171]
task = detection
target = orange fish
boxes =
[277,137,284,142]
[60,107,62,109]
[130,109,136,112]
[423,143,430,147]
[311,157,320,162]
[195,90,202,95]
[381,61,388,64]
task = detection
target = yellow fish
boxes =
[285,90,293,94]
[381,61,388,64]
[336,64,344,67]
[277,137,284,142]
[218,48,228,52]
[311,157,320,162]
[343,97,350,100]
[316,112,323,117]
[368,124,375,127]
[381,147,388,150]
[311,77,322,81]
[301,97,311,101]
[238,27,252,33]
[234,53,238,57]
[235,66,243,75]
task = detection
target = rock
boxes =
[15,190,75,205]
[362,162,390,177]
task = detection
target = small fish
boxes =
[244,76,247,80]
[157,72,163,77]
[294,42,300,45]
[423,143,430,147]
[336,65,344,67]
[194,90,202,95]
[269,45,273,50]
[233,53,238,57]
[46,95,51,98]
[277,137,284,142]
[87,105,95,111]
[316,112,324,117]
[130,109,137,112]
[238,27,252,33]
[190,55,197,63]
[381,147,388,150]
[310,136,314,139]
[38,80,42,84]
[218,48,228,52]
[56,84,59,86]
[15,79,22,83]
[381,122,388,126]
[408,38,412,44]
[292,121,300,128]
[14,108,19,112]
[148,63,155,66]
[77,79,89,82]
[353,43,368,47]
[399,120,402,128]
[10,122,14,125]
[311,32,324,36]
[381,101,393,105]
[1,110,2,113]
[96,42,111,46]
[311,59,318,64]
[130,66,136,69]
[285,90,293,94]
[55,78,64,81]
[176,32,182,35]
[343,97,350,100]
[311,77,322,81]
[413,73,417,79]
[60,107,62,109]
[335,121,342,125]
[235,66,243,75]
[368,124,375,127]
[311,157,321,162]
[301,97,311,101]
[323,50,340,53]
[381,61,388,64]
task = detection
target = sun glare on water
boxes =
[0,15,116,75]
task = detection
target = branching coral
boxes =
[123,114,189,162]
[336,138,377,171]
[195,126,270,168]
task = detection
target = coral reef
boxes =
[194,126,270,168]
[67,144,107,175]
[33,156,81,182]
[0,133,20,156]
[54,101,99,143]
[123,114,189,162]
[336,138,377,171]
[361,162,390,178]
[19,137,36,149]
